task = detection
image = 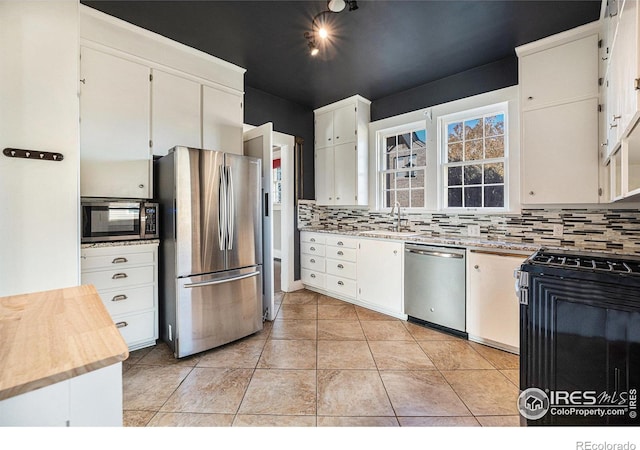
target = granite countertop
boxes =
[0,285,129,401]
[299,227,540,253]
[81,239,160,249]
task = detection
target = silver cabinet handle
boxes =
[115,321,128,329]
[337,251,344,255]
[310,238,315,242]
[310,246,316,251]
[310,274,316,278]
[612,114,621,121]
[474,265,479,269]
[337,264,344,269]
[337,241,344,246]
[112,257,128,264]
[111,294,128,302]
[337,281,344,286]
[310,258,316,263]
[112,273,128,280]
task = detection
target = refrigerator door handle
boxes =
[218,164,227,251]
[227,165,235,251]
[183,270,260,288]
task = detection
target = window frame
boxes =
[438,102,510,212]
[376,121,428,211]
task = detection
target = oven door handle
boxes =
[405,248,464,259]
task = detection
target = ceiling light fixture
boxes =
[304,1,359,56]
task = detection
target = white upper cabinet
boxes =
[516,22,601,205]
[520,33,599,110]
[314,95,370,206]
[80,46,152,199]
[151,69,201,156]
[202,85,244,155]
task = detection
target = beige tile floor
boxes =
[122,290,521,427]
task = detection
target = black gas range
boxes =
[516,248,640,426]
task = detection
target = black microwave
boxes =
[81,198,159,243]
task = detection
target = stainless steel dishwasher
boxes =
[404,243,467,336]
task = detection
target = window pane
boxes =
[384,190,395,208]
[464,186,482,207]
[448,187,462,207]
[447,166,462,186]
[464,118,483,140]
[464,165,482,185]
[410,189,425,208]
[485,136,504,159]
[396,190,410,207]
[485,114,504,136]
[484,163,504,184]
[383,172,396,191]
[465,140,483,161]
[386,136,397,152]
[399,133,411,151]
[448,122,463,142]
[412,169,425,188]
[396,171,411,189]
[413,129,426,146]
[484,185,504,207]
[448,143,463,162]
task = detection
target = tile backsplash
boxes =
[298,200,640,255]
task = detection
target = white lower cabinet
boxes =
[0,363,122,426]
[81,243,159,351]
[466,249,528,353]
[356,238,403,317]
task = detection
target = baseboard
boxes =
[284,280,304,292]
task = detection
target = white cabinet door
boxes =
[315,110,333,148]
[357,239,403,315]
[520,34,598,109]
[315,146,334,205]
[203,85,243,155]
[332,103,356,145]
[151,69,201,156]
[466,251,526,352]
[333,142,357,205]
[80,47,151,199]
[615,0,638,138]
[521,98,599,204]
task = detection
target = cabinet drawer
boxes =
[301,254,326,272]
[82,265,155,291]
[325,275,357,299]
[113,310,156,347]
[325,235,357,248]
[326,246,356,262]
[301,232,326,245]
[326,260,356,279]
[81,250,155,271]
[301,268,325,289]
[301,242,326,257]
[97,285,155,317]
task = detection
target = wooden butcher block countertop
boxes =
[0,285,129,401]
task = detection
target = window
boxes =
[380,127,427,208]
[442,106,507,209]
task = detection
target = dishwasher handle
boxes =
[405,248,464,259]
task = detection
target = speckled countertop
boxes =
[81,239,159,249]
[299,227,541,254]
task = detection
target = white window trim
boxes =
[437,101,510,212]
[375,120,428,211]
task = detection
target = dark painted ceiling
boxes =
[81,0,602,109]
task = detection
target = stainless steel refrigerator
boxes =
[156,146,263,358]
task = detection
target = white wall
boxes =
[0,1,80,296]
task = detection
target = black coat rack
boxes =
[3,148,64,161]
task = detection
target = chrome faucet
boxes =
[390,201,402,232]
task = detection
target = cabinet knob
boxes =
[310,246,316,251]
[310,274,316,278]
[527,96,533,100]
[328,137,332,141]
[337,251,344,255]
[337,241,344,246]
[336,136,340,139]
[529,191,535,196]
[337,264,344,269]
[138,184,145,189]
[393,250,398,255]
[310,258,316,263]
[474,265,479,270]
[115,321,128,329]
[336,197,340,200]
[310,238,316,242]
[337,281,344,286]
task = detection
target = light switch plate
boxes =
[468,224,481,237]
[553,224,563,237]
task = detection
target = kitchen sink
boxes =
[358,230,425,238]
